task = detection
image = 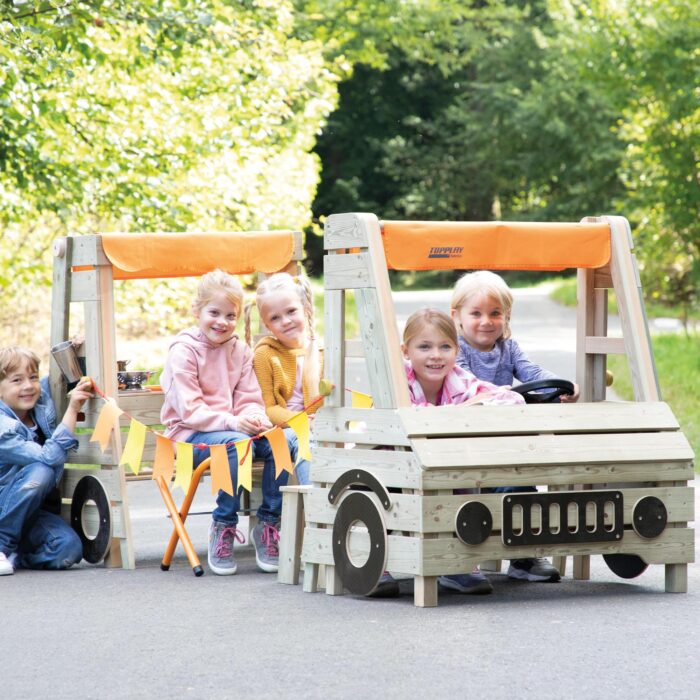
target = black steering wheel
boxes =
[511,379,575,404]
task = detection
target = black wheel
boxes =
[70,475,112,564]
[603,553,649,579]
[332,492,388,596]
[511,379,575,404]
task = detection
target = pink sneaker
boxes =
[208,521,245,575]
[251,521,280,572]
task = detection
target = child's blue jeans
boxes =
[0,462,83,569]
[188,427,299,525]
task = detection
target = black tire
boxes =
[331,492,388,595]
[603,553,649,579]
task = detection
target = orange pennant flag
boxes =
[119,419,146,475]
[174,442,193,494]
[209,444,234,497]
[236,439,252,492]
[153,434,175,485]
[264,426,293,478]
[351,390,373,409]
[287,412,312,463]
[90,398,124,452]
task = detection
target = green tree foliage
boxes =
[310,0,697,313]
[550,0,699,320]
[311,1,626,227]
[1,0,337,343]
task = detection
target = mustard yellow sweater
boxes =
[253,336,324,426]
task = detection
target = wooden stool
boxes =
[277,485,313,585]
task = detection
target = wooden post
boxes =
[278,485,312,585]
[414,576,438,608]
[49,237,72,419]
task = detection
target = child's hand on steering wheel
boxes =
[559,382,580,403]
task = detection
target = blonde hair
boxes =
[0,346,40,381]
[403,308,459,350]
[245,273,320,395]
[450,270,513,340]
[191,269,244,317]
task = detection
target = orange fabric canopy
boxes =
[99,231,295,280]
[381,221,611,271]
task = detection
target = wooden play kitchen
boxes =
[285,213,695,607]
[50,231,302,570]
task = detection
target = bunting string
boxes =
[86,379,370,496]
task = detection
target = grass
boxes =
[549,276,700,325]
[607,335,700,466]
[311,278,359,339]
[550,279,700,468]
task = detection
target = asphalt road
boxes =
[3,287,697,699]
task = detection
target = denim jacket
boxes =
[0,377,78,490]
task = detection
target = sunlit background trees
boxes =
[1,0,697,346]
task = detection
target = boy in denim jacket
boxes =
[0,346,93,576]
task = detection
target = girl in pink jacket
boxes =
[161,270,297,576]
[403,308,525,596]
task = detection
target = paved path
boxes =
[3,288,697,699]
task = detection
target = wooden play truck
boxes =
[50,231,302,571]
[289,213,694,607]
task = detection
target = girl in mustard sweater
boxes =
[247,273,323,485]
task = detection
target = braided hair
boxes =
[248,272,320,396]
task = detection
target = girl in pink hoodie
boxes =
[161,269,298,576]
[402,308,525,596]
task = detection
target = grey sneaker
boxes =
[251,521,280,573]
[438,569,493,594]
[208,520,244,575]
[0,551,15,576]
[507,557,561,582]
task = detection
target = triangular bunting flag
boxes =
[236,439,252,492]
[90,398,124,452]
[351,390,373,409]
[119,419,147,475]
[287,412,312,463]
[264,427,294,478]
[174,442,193,494]
[209,444,234,496]
[153,434,175,484]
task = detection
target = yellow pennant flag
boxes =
[351,390,373,409]
[264,427,293,478]
[287,413,312,463]
[152,433,175,485]
[90,398,124,452]
[236,439,252,493]
[119,419,147,475]
[209,444,234,497]
[174,442,193,494]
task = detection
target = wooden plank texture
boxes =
[418,528,694,575]
[324,212,369,250]
[301,525,694,577]
[313,407,410,446]
[607,215,661,401]
[411,431,693,469]
[418,461,695,490]
[397,401,679,438]
[310,446,422,489]
[302,528,422,574]
[324,253,374,290]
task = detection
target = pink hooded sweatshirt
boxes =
[404,361,525,407]
[160,328,268,442]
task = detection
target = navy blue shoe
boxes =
[438,570,493,594]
